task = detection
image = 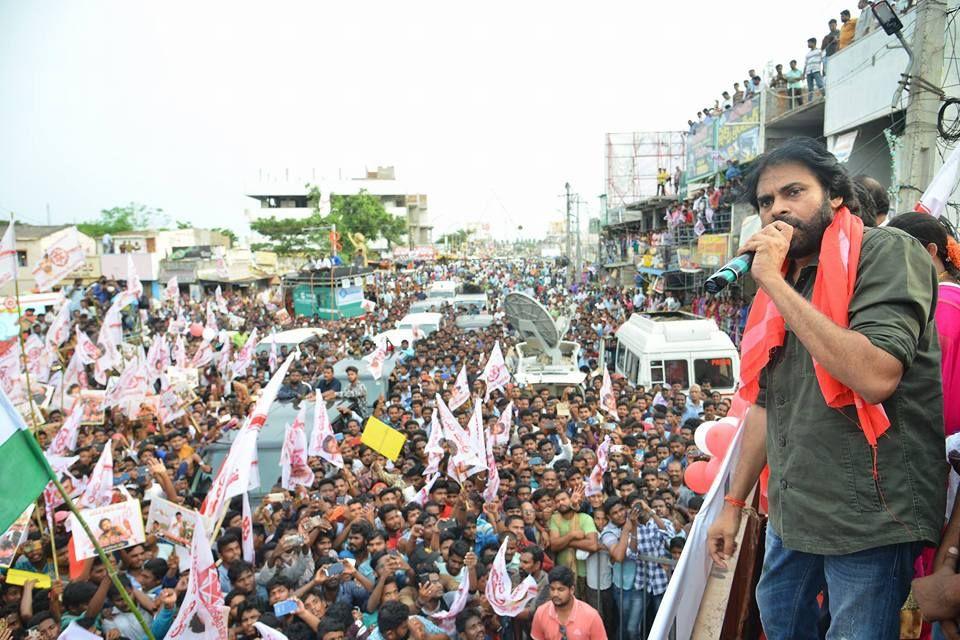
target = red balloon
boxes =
[684,460,712,494]
[706,422,736,460]
[189,322,203,337]
[706,455,722,478]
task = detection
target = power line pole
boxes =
[898,0,947,207]
[575,197,582,274]
[565,182,572,279]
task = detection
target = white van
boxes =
[614,312,740,395]
[426,280,459,300]
[396,312,444,336]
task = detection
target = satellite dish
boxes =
[504,292,562,351]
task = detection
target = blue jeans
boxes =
[612,586,644,640]
[756,528,917,640]
[807,71,824,99]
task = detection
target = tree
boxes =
[328,190,406,252]
[437,228,475,252]
[249,213,329,255]
[77,203,167,237]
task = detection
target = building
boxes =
[0,223,98,296]
[245,166,432,249]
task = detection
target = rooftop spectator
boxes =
[838,9,857,49]
[803,37,825,101]
[822,18,840,56]
[785,59,804,108]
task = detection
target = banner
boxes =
[70,499,146,560]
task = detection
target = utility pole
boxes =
[564,182,573,279]
[575,197,582,274]
[898,0,946,207]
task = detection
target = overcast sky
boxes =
[0,0,855,241]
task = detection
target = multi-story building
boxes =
[244,166,432,249]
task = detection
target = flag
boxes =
[216,338,232,379]
[466,401,486,468]
[205,302,218,333]
[481,342,510,400]
[483,417,500,503]
[48,407,82,456]
[124,253,143,303]
[0,223,17,289]
[108,354,149,417]
[31,227,85,292]
[174,334,187,369]
[309,395,343,468]
[413,473,440,506]
[436,395,481,470]
[214,285,227,312]
[427,565,471,633]
[448,364,470,411]
[280,406,314,490]
[0,339,24,405]
[24,333,53,382]
[147,336,170,387]
[586,437,610,497]
[77,441,113,509]
[231,329,259,379]
[190,339,214,369]
[167,512,229,640]
[201,351,297,520]
[268,331,278,374]
[0,387,51,534]
[57,622,101,640]
[45,297,72,350]
[490,401,512,447]
[917,144,960,218]
[164,277,179,303]
[424,410,444,475]
[694,219,706,236]
[74,327,99,366]
[240,492,255,563]
[253,623,289,640]
[485,540,539,617]
[599,369,619,420]
[363,336,387,381]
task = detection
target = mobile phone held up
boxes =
[273,599,298,617]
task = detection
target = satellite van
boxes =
[613,312,740,395]
[503,292,586,393]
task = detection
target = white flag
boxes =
[146,336,170,386]
[205,302,218,333]
[427,565,471,633]
[78,442,113,508]
[280,406,314,490]
[491,401,513,447]
[164,276,179,303]
[58,622,101,640]
[48,407,82,456]
[917,144,960,218]
[253,623,289,640]
[231,329,259,379]
[309,395,343,468]
[174,334,187,369]
[125,253,143,302]
[436,395,481,469]
[268,331,278,374]
[0,223,17,289]
[240,492,255,563]
[448,365,470,411]
[75,327,99,366]
[413,473,440,506]
[190,339,214,369]
[31,227,85,292]
[599,369,619,421]
[216,338,233,379]
[585,437,611,497]
[485,540,539,617]
[363,336,387,381]
[166,512,229,640]
[483,419,500,503]
[480,342,511,400]
[45,298,72,350]
[424,410,445,475]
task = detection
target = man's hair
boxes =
[547,565,576,588]
[522,544,545,566]
[143,558,168,581]
[378,601,410,634]
[455,608,483,634]
[266,576,293,592]
[217,532,240,552]
[742,137,855,212]
[26,611,55,630]
[449,540,470,559]
[841,9,851,17]
[854,174,890,220]
[227,560,255,582]
[62,581,98,610]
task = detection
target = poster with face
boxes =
[70,499,146,560]
[146,497,198,548]
[0,504,35,568]
[79,390,106,425]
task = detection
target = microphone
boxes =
[703,252,755,294]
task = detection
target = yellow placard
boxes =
[361,417,407,461]
[4,568,52,589]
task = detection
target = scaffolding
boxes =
[605,131,686,210]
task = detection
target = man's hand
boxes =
[914,546,960,624]
[408,617,427,640]
[738,220,793,289]
[159,589,178,610]
[707,505,742,569]
[313,568,328,586]
[464,551,478,569]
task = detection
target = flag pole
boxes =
[10,214,39,430]
[33,504,60,582]
[24,425,156,640]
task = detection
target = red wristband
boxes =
[724,495,747,509]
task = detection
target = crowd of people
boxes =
[7,133,960,640]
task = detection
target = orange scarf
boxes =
[735,206,890,446]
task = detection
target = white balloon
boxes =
[719,415,740,427]
[694,420,718,457]
[202,327,216,342]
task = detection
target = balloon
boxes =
[719,416,741,427]
[706,422,737,460]
[706,455,722,477]
[189,323,203,337]
[202,327,216,342]
[693,421,718,457]
[684,460,712,494]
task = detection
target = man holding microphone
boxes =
[706,137,947,640]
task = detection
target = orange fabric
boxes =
[733,207,891,500]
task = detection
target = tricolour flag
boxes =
[32,227,86,292]
[308,394,343,468]
[0,223,17,289]
[448,364,470,411]
[0,387,53,534]
[280,406,313,490]
[485,539,539,616]
[481,341,510,400]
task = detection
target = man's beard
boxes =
[558,504,572,514]
[781,198,835,260]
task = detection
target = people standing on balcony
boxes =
[750,75,765,96]
[855,0,876,39]
[771,63,788,111]
[673,167,683,196]
[744,77,756,100]
[822,18,841,57]
[656,168,669,196]
[721,91,733,110]
[731,84,743,106]
[803,38,825,102]
[838,9,858,49]
[785,60,804,108]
